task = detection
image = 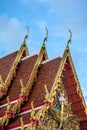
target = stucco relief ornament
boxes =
[20,79,28,101]
[6,96,11,112]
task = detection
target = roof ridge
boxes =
[21,54,38,61]
[0,50,18,59]
[49,44,70,97]
[42,56,61,64]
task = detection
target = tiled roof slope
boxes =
[6,57,61,129]
[62,57,87,130]
[0,40,29,99]
[23,57,61,107]
[0,51,18,82]
[0,55,38,117]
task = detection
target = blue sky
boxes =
[0,0,87,103]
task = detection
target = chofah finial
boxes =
[43,27,48,43]
[24,25,29,40]
[67,29,72,45]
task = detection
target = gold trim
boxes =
[67,50,87,115]
[26,44,70,129]
[30,101,35,119]
[7,96,11,112]
[0,36,29,99]
[25,42,81,129]
[25,34,81,129]
[44,84,50,101]
[50,43,87,116]
[50,44,69,101]
[26,77,80,130]
[25,28,48,92]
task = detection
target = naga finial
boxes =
[67,29,72,45]
[0,75,5,88]
[20,117,24,130]
[0,75,2,87]
[7,96,11,112]
[20,79,26,94]
[43,27,48,43]
[30,101,35,119]
[20,79,24,88]
[24,25,29,40]
[44,84,50,101]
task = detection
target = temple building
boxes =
[0,28,87,130]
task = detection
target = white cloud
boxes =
[0,15,26,56]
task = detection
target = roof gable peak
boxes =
[38,27,48,61]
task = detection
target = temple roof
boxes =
[0,31,87,130]
[5,56,61,130]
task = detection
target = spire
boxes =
[67,29,72,45]
[65,29,72,52]
[19,26,29,56]
[22,26,29,47]
[24,26,29,41]
[43,27,48,44]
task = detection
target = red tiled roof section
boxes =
[7,109,39,130]
[62,57,86,118]
[80,121,87,130]
[21,57,61,110]
[6,112,31,130]
[8,55,38,99]
[0,51,18,82]
[0,55,38,115]
[62,57,87,129]
[6,57,61,129]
